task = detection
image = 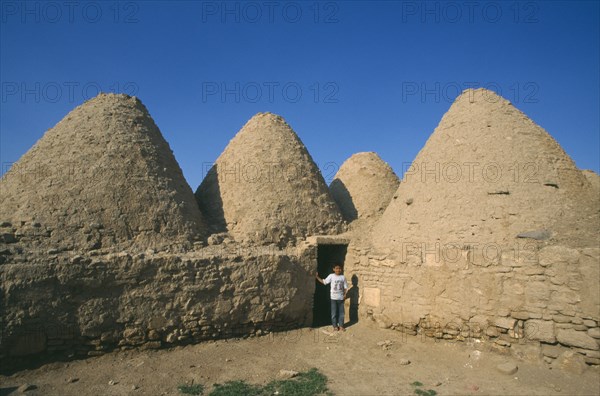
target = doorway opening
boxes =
[312,243,348,327]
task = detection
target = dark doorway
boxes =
[313,244,348,327]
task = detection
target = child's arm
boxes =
[343,276,349,299]
[315,273,325,284]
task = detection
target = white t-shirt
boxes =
[323,274,348,301]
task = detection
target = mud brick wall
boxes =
[0,245,317,369]
[344,241,600,366]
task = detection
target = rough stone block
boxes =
[585,357,600,365]
[141,341,161,350]
[583,319,597,328]
[588,328,600,339]
[556,329,599,350]
[373,313,392,329]
[496,362,518,375]
[523,267,545,276]
[511,311,530,320]
[524,320,555,343]
[552,351,587,374]
[485,326,500,338]
[542,344,562,358]
[497,308,511,317]
[552,315,572,323]
[494,317,516,330]
[539,246,580,267]
[147,330,160,341]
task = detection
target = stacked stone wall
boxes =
[344,241,600,366]
[0,245,317,370]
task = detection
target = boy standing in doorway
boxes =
[316,264,349,331]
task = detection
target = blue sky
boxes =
[1,0,599,189]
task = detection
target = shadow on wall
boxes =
[346,274,359,325]
[330,179,358,222]
[195,165,227,234]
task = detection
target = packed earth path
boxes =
[2,319,599,396]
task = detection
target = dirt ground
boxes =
[1,320,599,396]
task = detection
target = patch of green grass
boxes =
[209,380,261,396]
[262,368,330,396]
[178,383,204,395]
[206,368,331,396]
[410,380,436,396]
[414,389,437,396]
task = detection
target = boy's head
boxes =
[333,264,343,274]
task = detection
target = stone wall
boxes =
[344,240,600,367]
[0,244,317,370]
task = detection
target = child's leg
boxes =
[338,300,345,328]
[330,299,338,328]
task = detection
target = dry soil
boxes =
[2,320,599,396]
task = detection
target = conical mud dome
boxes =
[0,93,206,253]
[374,88,599,249]
[195,112,344,245]
[582,170,600,195]
[330,152,399,222]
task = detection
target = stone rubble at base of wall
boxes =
[362,312,600,367]
[345,243,600,367]
[0,245,317,370]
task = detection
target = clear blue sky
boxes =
[1,1,599,189]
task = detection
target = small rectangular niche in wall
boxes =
[362,287,381,307]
